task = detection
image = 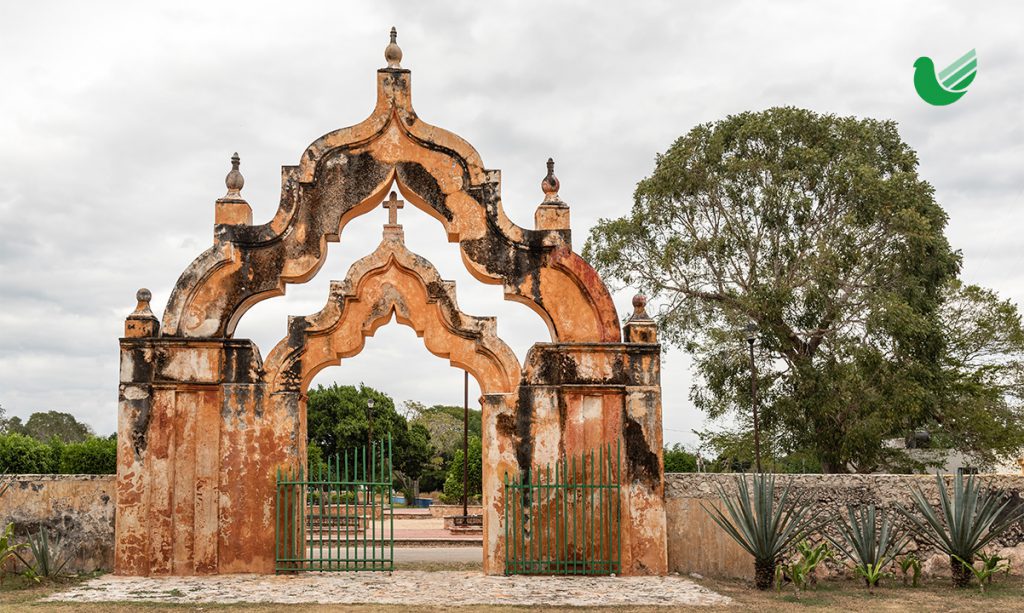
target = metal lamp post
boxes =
[462,370,469,517]
[366,397,375,450]
[744,322,763,473]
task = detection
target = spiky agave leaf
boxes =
[827,504,908,571]
[702,473,816,563]
[899,473,1024,561]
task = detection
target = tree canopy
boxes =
[3,410,94,443]
[306,384,431,480]
[585,106,1024,472]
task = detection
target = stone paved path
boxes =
[46,571,730,607]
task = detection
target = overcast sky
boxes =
[1,1,1021,448]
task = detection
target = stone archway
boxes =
[116,31,666,576]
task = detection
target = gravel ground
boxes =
[44,571,730,607]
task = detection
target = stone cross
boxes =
[383,191,404,225]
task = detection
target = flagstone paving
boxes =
[45,571,730,607]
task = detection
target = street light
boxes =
[366,397,375,449]
[744,322,763,474]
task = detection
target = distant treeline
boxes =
[0,409,116,474]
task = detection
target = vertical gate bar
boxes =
[290,467,296,570]
[274,468,279,571]
[364,444,368,568]
[581,450,588,574]
[553,460,559,573]
[561,458,569,573]
[517,473,523,574]
[287,467,293,569]
[388,435,394,570]
[374,442,378,568]
[532,470,538,574]
[306,462,312,570]
[300,465,307,570]
[325,454,332,571]
[540,468,548,573]
[590,449,596,574]
[616,439,621,573]
[570,455,577,575]
[315,459,320,570]
[344,448,352,573]
[598,444,605,571]
[537,465,544,573]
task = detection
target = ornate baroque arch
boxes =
[160,50,620,344]
[262,226,521,397]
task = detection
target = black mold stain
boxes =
[397,162,453,222]
[514,387,535,476]
[118,386,152,462]
[623,409,659,487]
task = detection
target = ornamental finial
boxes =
[541,157,562,204]
[224,152,244,199]
[385,26,403,69]
[133,288,155,317]
[631,294,652,320]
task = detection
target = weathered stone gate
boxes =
[116,31,666,576]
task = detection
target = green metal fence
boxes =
[275,436,394,572]
[504,441,621,575]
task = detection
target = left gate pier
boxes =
[117,291,300,575]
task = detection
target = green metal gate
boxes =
[275,436,394,572]
[504,441,621,575]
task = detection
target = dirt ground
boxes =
[3,569,1023,612]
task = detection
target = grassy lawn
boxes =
[2,570,1022,612]
[699,574,1024,612]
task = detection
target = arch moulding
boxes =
[116,34,666,578]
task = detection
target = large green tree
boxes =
[13,411,93,443]
[306,384,431,480]
[585,107,1023,472]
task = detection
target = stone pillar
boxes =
[116,325,297,575]
[514,296,668,575]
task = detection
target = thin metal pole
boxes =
[463,370,469,517]
[748,339,762,473]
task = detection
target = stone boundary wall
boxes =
[0,474,115,573]
[665,473,1024,580]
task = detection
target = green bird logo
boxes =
[913,49,977,106]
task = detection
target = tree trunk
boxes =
[951,556,972,589]
[754,559,775,591]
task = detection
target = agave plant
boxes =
[827,504,908,590]
[703,474,816,590]
[898,473,1024,589]
[14,528,68,582]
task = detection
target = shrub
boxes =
[663,444,698,472]
[59,437,117,474]
[703,473,816,590]
[0,433,56,473]
[899,472,1024,589]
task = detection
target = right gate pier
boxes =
[495,295,667,575]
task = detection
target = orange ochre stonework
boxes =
[116,34,666,576]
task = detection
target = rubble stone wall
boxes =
[665,473,1024,580]
[1,474,115,573]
